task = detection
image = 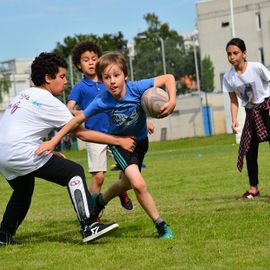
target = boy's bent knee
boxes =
[132,181,147,194]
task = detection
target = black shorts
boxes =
[110,137,148,171]
[10,154,86,187]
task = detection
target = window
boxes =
[221,22,230,27]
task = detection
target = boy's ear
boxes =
[45,74,52,84]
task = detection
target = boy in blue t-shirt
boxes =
[37,51,176,239]
[67,41,133,210]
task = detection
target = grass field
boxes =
[1,134,270,270]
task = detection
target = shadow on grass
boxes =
[17,220,155,245]
[184,194,270,202]
[109,223,158,239]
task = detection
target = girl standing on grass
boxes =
[223,37,270,199]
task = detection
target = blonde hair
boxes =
[96,51,128,81]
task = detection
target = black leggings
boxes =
[246,110,270,186]
[1,155,95,235]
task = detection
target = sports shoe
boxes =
[0,231,19,247]
[156,222,173,239]
[241,190,260,199]
[82,222,119,243]
[119,192,133,210]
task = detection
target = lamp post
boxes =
[137,32,167,75]
[192,31,212,135]
[68,55,74,88]
[192,31,200,92]
[229,0,236,37]
[127,42,135,81]
[158,36,167,74]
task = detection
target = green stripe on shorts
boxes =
[110,146,128,171]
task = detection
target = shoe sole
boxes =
[121,205,134,211]
[239,192,260,200]
[83,223,119,243]
[160,234,173,239]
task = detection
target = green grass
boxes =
[1,134,270,269]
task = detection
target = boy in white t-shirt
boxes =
[223,38,270,199]
[0,52,135,246]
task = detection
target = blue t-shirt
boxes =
[68,75,109,132]
[83,78,154,141]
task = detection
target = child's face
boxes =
[77,51,99,78]
[226,45,246,67]
[47,67,67,96]
[102,63,128,98]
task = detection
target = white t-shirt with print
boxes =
[223,62,270,107]
[0,87,73,180]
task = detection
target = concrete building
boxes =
[0,59,32,117]
[147,92,227,142]
[196,0,270,91]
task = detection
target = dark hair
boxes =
[31,52,67,86]
[72,41,102,71]
[226,38,246,52]
[96,51,128,81]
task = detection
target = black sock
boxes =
[154,218,165,228]
[98,193,106,207]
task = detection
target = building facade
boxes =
[196,0,270,91]
[0,59,32,117]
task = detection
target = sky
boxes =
[0,0,199,61]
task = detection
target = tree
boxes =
[53,32,128,58]
[0,74,11,102]
[133,13,197,91]
[200,55,214,92]
[51,13,199,96]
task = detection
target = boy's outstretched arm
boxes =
[154,74,176,118]
[35,112,87,155]
[75,128,136,152]
[35,111,136,155]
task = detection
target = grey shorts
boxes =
[86,142,108,173]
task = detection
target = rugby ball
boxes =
[141,87,169,118]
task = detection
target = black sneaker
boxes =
[0,231,19,247]
[82,222,119,243]
[241,190,260,199]
[119,192,133,210]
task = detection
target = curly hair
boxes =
[96,51,128,82]
[72,41,102,71]
[31,52,67,86]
